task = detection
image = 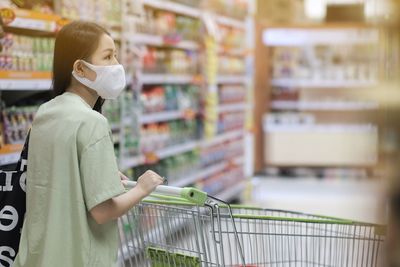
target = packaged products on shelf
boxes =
[197,165,244,195]
[140,118,200,153]
[219,26,245,50]
[217,111,245,134]
[1,105,37,145]
[219,85,246,104]
[0,34,54,71]
[271,45,378,81]
[137,8,201,41]
[218,55,245,74]
[200,138,243,167]
[142,47,199,74]
[127,137,243,186]
[103,99,121,126]
[202,0,248,20]
[141,85,200,113]
[57,0,120,26]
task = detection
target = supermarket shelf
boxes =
[120,131,244,170]
[143,0,201,18]
[140,109,196,124]
[157,140,198,159]
[215,180,246,201]
[217,75,247,84]
[1,8,63,33]
[171,156,244,187]
[218,47,246,57]
[270,78,377,88]
[271,100,379,111]
[201,130,244,147]
[215,15,246,29]
[263,27,379,46]
[128,33,199,50]
[141,74,196,84]
[0,152,20,166]
[218,103,248,113]
[0,71,52,90]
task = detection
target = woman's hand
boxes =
[119,171,129,186]
[136,170,164,196]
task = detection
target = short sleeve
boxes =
[80,134,125,211]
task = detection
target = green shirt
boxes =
[13,92,125,267]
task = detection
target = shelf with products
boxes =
[127,33,199,50]
[0,8,64,33]
[172,156,244,187]
[0,104,37,165]
[263,25,379,46]
[215,15,246,30]
[126,135,244,186]
[55,0,121,32]
[0,74,52,90]
[141,46,200,76]
[255,24,381,170]
[270,79,378,89]
[139,109,198,124]
[0,31,55,90]
[270,100,379,111]
[140,74,200,84]
[120,129,244,171]
[197,163,245,197]
[218,103,248,113]
[142,0,201,18]
[217,75,247,84]
[140,84,200,123]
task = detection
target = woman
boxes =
[13,21,164,267]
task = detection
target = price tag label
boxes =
[0,8,16,25]
[144,152,159,164]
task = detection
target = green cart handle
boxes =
[124,181,208,205]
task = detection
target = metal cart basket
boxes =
[118,182,386,267]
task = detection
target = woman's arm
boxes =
[89,170,163,224]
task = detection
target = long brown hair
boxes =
[52,21,109,112]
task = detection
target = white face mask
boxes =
[72,60,126,100]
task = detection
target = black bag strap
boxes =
[15,130,30,172]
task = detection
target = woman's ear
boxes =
[73,60,96,81]
[73,60,85,78]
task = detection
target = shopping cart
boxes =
[117,181,386,267]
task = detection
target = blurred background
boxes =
[1,0,400,265]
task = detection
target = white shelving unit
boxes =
[172,156,244,187]
[218,103,248,113]
[143,0,201,18]
[217,75,247,84]
[0,79,52,91]
[140,110,194,124]
[120,130,245,171]
[271,100,379,111]
[215,15,246,29]
[127,33,199,50]
[270,78,377,89]
[140,74,196,84]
